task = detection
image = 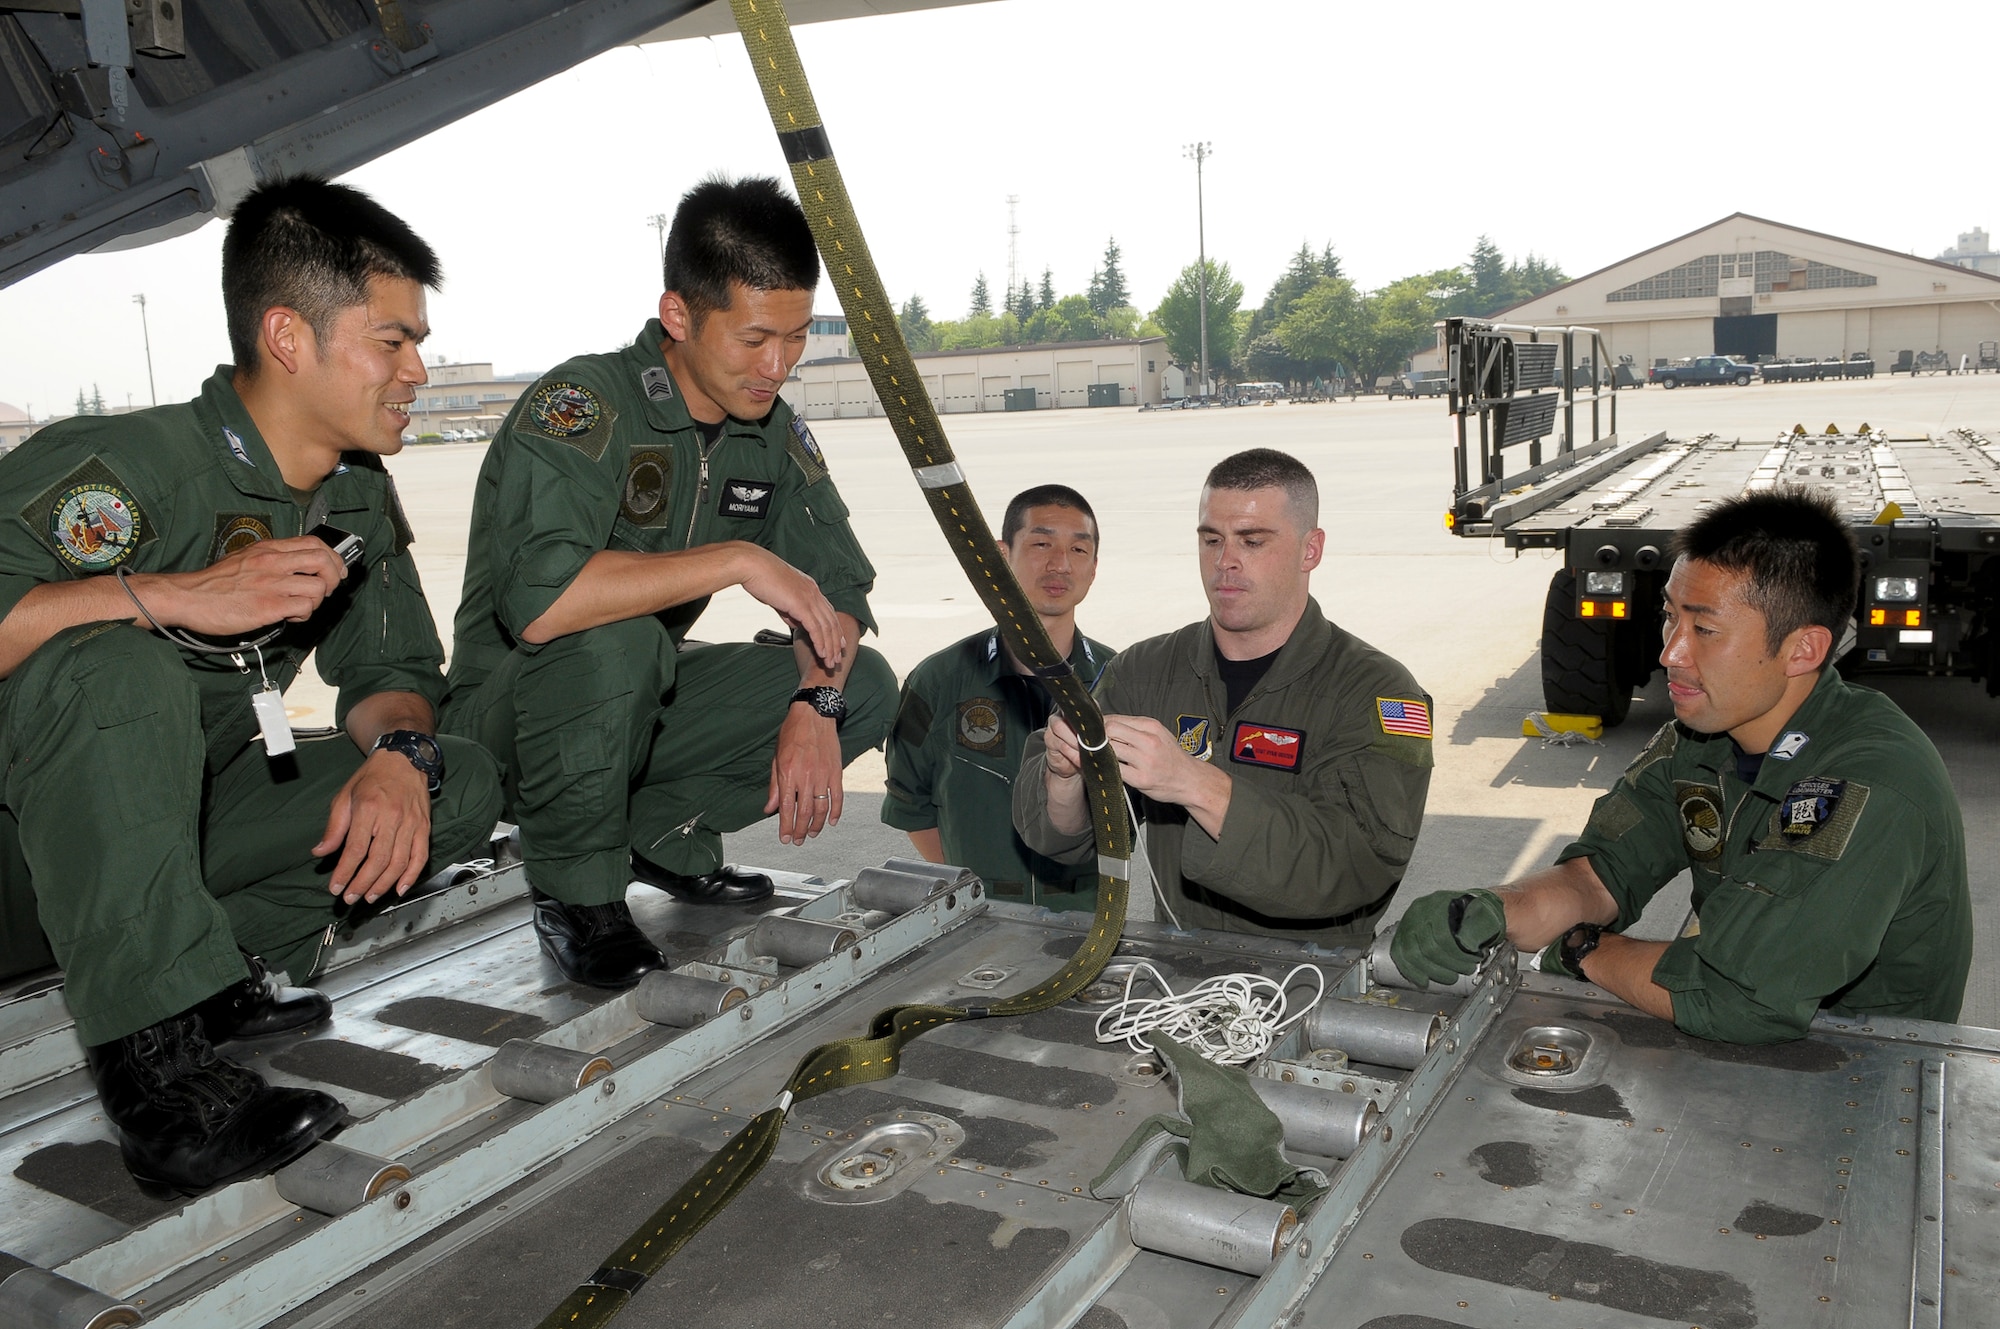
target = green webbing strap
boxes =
[535,3,1131,1323]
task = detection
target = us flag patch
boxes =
[1377,697,1432,738]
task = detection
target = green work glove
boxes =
[1535,938,1576,979]
[1390,889,1507,988]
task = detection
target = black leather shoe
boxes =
[84,1012,346,1194]
[193,951,332,1042]
[629,855,774,905]
[530,889,665,988]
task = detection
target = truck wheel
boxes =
[1734,373,1753,386]
[1540,569,1633,726]
[1660,376,1678,389]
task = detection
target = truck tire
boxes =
[1734,373,1752,386]
[1540,568,1633,726]
[1660,376,1678,389]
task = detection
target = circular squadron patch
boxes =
[957,698,1004,753]
[51,482,141,570]
[620,450,670,526]
[1676,784,1725,862]
[527,381,603,438]
[212,513,274,560]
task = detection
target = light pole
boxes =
[1183,142,1212,399]
[132,293,156,406]
[647,213,670,278]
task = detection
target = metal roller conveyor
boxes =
[0,1253,141,1329]
[1248,1076,1382,1159]
[636,970,749,1028]
[1366,924,1479,996]
[751,915,859,967]
[274,1143,412,1217]
[489,1039,616,1104]
[1305,998,1444,1071]
[1127,1175,1299,1276]
[847,865,951,915]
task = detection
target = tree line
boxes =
[894,235,1568,390]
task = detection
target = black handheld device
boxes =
[309,523,365,568]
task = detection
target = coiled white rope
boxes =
[1093,961,1327,1066]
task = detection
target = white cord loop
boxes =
[1093,961,1327,1066]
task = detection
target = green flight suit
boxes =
[1015,598,1434,948]
[882,627,1116,911]
[442,322,893,904]
[0,369,503,1045]
[1561,667,1971,1043]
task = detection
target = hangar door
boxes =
[804,380,836,419]
[1021,373,1053,408]
[1713,314,1776,360]
[1056,360,1094,408]
[1097,361,1137,404]
[941,372,978,412]
[837,377,875,418]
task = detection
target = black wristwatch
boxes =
[373,729,444,795]
[790,685,848,728]
[1558,922,1605,978]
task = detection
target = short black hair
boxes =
[1203,448,1319,528]
[222,175,441,372]
[662,176,819,328]
[1001,484,1099,546]
[1673,487,1860,654]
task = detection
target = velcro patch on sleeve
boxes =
[1758,778,1869,861]
[891,688,933,748]
[786,417,829,485]
[1376,696,1432,738]
[519,381,615,460]
[1581,789,1646,844]
[27,456,156,572]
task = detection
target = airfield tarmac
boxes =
[299,371,2000,1027]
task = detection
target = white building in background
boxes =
[783,336,1172,419]
[0,402,34,454]
[1494,213,2000,368]
[410,361,539,438]
[1938,228,2000,277]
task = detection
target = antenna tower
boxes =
[1006,195,1020,304]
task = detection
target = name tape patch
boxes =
[1230,721,1304,771]
[719,478,773,521]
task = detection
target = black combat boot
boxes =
[530,889,665,988]
[193,950,332,1042]
[628,854,774,905]
[83,1010,347,1194]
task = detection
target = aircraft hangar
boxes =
[1494,212,2000,371]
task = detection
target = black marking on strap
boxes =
[962,1006,990,1019]
[1027,660,1075,680]
[779,125,832,164]
[588,1267,649,1295]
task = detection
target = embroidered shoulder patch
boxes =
[786,416,828,485]
[1376,697,1432,738]
[957,698,1004,753]
[223,426,255,467]
[619,449,672,527]
[521,381,615,459]
[1622,720,1681,787]
[211,513,274,561]
[1176,715,1214,761]
[1230,721,1303,771]
[26,457,154,572]
[640,365,675,401]
[1770,731,1810,761]
[1759,779,1869,861]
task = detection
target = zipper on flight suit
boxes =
[686,436,719,547]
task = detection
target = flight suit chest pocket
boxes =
[1693,850,1830,985]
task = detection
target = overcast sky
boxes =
[3,0,1997,414]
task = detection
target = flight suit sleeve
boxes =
[1178,695,1432,920]
[316,541,448,727]
[482,375,624,645]
[1553,721,1692,927]
[0,429,153,626]
[1651,782,1932,1044]
[1012,657,1136,864]
[881,669,942,832]
[763,424,877,634]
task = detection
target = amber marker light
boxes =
[1869,609,1887,626]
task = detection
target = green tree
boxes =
[90,384,106,415]
[1011,280,1035,324]
[1037,266,1055,311]
[1100,305,1140,340]
[1463,235,1511,315]
[1348,269,1464,388]
[1087,237,1130,316]
[1243,241,1343,347]
[1151,259,1245,372]
[1274,275,1360,375]
[898,294,939,352]
[968,272,992,318]
[74,387,87,416]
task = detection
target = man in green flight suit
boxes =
[444,176,894,988]
[882,485,1115,911]
[1392,489,1970,1043]
[0,177,504,1191]
[1015,449,1434,946]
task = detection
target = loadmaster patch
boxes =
[28,457,154,572]
[1230,722,1303,771]
[957,698,1003,753]
[1758,779,1869,861]
[1177,715,1214,761]
[620,450,672,528]
[787,417,828,485]
[211,513,273,561]
[1674,781,1725,863]
[522,381,614,459]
